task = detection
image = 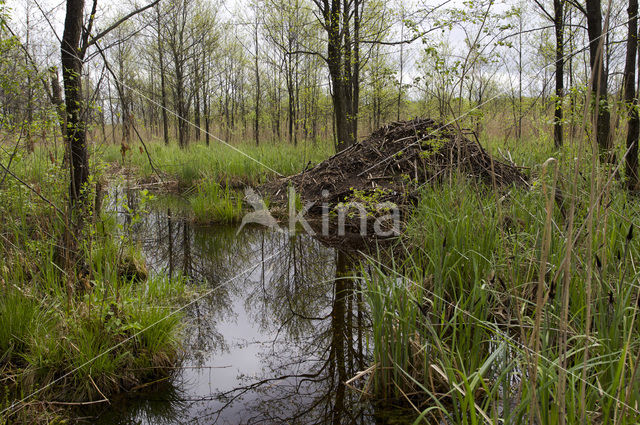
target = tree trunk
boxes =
[156,7,170,146]
[351,0,360,144]
[254,10,260,146]
[624,0,639,189]
[586,0,611,153]
[118,50,131,145]
[49,67,66,140]
[397,7,404,122]
[553,0,564,147]
[287,55,294,145]
[61,0,89,205]
[25,12,34,153]
[193,58,201,142]
[342,0,354,145]
[202,49,210,147]
[175,55,187,148]
[322,0,354,152]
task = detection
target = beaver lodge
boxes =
[260,118,528,242]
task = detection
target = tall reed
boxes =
[363,170,640,424]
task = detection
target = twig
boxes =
[89,375,110,404]
[44,399,109,406]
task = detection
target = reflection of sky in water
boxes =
[85,192,375,425]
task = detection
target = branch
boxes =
[1,22,55,103]
[93,41,164,181]
[288,49,328,62]
[81,0,100,51]
[496,24,557,44]
[32,0,62,44]
[565,0,587,16]
[360,21,452,46]
[82,0,160,53]
[532,0,554,22]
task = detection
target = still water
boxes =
[84,192,379,424]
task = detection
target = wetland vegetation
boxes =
[3,0,640,423]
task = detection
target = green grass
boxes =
[102,138,334,187]
[364,169,640,424]
[0,272,187,406]
[0,289,50,364]
[99,137,333,224]
[8,115,640,424]
[189,178,244,224]
[0,151,189,422]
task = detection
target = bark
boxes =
[624,0,639,189]
[61,0,89,205]
[397,12,404,122]
[254,9,260,146]
[351,0,360,143]
[585,0,611,153]
[157,6,170,145]
[168,0,189,148]
[553,0,564,147]
[193,57,201,141]
[287,53,295,144]
[49,67,66,140]
[174,52,187,148]
[320,0,356,152]
[117,47,131,145]
[202,48,210,146]
[342,0,354,144]
[25,13,34,153]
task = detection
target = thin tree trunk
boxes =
[25,12,34,153]
[157,6,170,145]
[351,0,360,143]
[553,0,564,147]
[49,67,66,140]
[397,12,404,122]
[175,56,187,148]
[202,49,210,146]
[287,56,294,145]
[518,14,522,141]
[254,9,260,146]
[624,0,639,189]
[193,57,201,142]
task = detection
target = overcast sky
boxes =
[3,0,628,101]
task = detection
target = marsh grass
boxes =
[99,138,333,224]
[103,138,334,187]
[0,152,188,423]
[189,178,244,224]
[364,166,640,424]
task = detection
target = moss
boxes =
[117,252,148,283]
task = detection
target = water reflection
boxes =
[87,192,375,424]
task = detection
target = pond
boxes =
[81,189,388,424]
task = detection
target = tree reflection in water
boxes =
[88,197,376,425]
